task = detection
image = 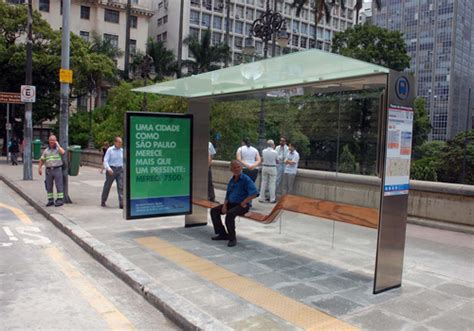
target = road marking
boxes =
[0,202,33,225]
[17,226,51,245]
[2,226,18,241]
[136,236,357,331]
[45,246,136,331]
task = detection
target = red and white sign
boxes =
[21,85,36,103]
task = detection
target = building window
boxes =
[104,9,120,24]
[79,31,90,42]
[189,27,199,38]
[212,32,222,45]
[162,15,168,24]
[162,31,167,42]
[130,39,137,54]
[190,10,200,25]
[103,33,119,48]
[157,18,163,26]
[235,21,243,34]
[213,16,222,29]
[234,36,243,49]
[130,15,138,28]
[80,6,90,19]
[291,35,299,47]
[39,0,50,12]
[202,13,211,27]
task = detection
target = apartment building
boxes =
[6,0,154,70]
[373,0,474,140]
[150,0,355,66]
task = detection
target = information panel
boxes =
[125,112,193,219]
[383,104,413,196]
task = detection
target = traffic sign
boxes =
[59,69,73,84]
[0,92,23,104]
[21,85,36,103]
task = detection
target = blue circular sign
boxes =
[395,77,410,100]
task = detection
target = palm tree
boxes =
[183,29,230,75]
[354,0,381,24]
[89,33,124,60]
[146,38,177,80]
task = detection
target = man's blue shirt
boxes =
[225,173,258,206]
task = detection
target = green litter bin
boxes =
[33,139,42,160]
[68,145,82,176]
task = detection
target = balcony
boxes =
[93,0,154,16]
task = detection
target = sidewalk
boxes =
[1,160,473,330]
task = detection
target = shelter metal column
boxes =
[374,71,415,294]
[185,99,210,227]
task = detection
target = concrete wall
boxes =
[81,150,474,229]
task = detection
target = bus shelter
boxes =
[133,49,415,294]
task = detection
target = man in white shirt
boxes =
[208,141,217,202]
[283,143,299,195]
[101,137,124,209]
[259,140,279,203]
[275,137,289,194]
[236,138,261,182]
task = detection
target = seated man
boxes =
[210,160,258,247]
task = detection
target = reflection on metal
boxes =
[374,71,415,294]
[185,100,210,227]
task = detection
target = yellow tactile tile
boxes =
[136,236,358,331]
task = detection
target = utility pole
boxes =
[23,0,33,180]
[461,88,472,183]
[177,0,184,78]
[271,0,277,57]
[124,0,132,79]
[224,0,231,67]
[60,0,72,203]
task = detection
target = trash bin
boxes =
[68,145,82,176]
[33,139,42,160]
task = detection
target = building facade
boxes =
[372,0,474,141]
[6,0,154,70]
[150,0,355,66]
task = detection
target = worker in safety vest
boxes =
[38,135,65,207]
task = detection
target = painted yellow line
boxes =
[45,246,136,331]
[0,202,33,225]
[136,236,357,331]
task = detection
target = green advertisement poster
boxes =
[125,112,193,219]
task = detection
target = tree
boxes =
[89,33,124,60]
[146,38,177,80]
[437,130,474,185]
[339,145,357,173]
[332,24,411,71]
[412,97,431,151]
[183,29,230,75]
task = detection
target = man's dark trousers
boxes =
[101,166,123,207]
[211,203,248,241]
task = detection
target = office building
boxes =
[150,0,355,66]
[372,0,474,140]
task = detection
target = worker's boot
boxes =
[54,199,64,207]
[46,199,54,207]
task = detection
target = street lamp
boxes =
[139,54,156,111]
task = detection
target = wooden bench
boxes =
[193,195,379,229]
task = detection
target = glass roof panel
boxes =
[132,49,389,98]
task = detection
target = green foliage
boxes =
[411,157,439,182]
[332,24,411,71]
[146,38,177,80]
[413,140,446,160]
[437,130,474,185]
[183,29,230,74]
[412,97,431,150]
[339,145,357,173]
[68,111,90,148]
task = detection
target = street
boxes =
[0,182,178,330]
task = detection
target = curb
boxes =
[0,175,231,331]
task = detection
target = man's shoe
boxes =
[54,200,64,207]
[258,199,266,203]
[46,200,54,207]
[270,200,277,204]
[119,205,123,209]
[101,202,106,207]
[212,234,229,241]
[227,240,237,247]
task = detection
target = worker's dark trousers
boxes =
[45,167,64,201]
[210,203,249,241]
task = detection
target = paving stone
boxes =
[347,309,410,330]
[380,293,446,322]
[310,295,364,317]
[229,313,299,331]
[308,275,361,292]
[200,303,263,325]
[338,270,373,284]
[444,301,474,321]
[279,266,325,280]
[434,282,474,299]
[403,271,448,288]
[257,257,302,270]
[426,314,474,331]
[225,262,271,277]
[251,272,296,288]
[277,283,323,300]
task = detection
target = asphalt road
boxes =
[0,182,179,331]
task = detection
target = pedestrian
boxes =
[100,141,110,174]
[259,139,278,203]
[38,135,65,207]
[282,143,300,195]
[236,138,261,182]
[208,141,217,202]
[210,160,258,247]
[101,136,123,209]
[8,137,19,166]
[275,137,288,194]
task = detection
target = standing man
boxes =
[8,136,19,166]
[236,138,261,182]
[208,141,217,202]
[101,136,124,209]
[283,143,300,195]
[38,135,65,207]
[210,160,258,247]
[275,137,288,194]
[259,139,278,203]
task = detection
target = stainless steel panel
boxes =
[185,100,210,227]
[374,71,415,294]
